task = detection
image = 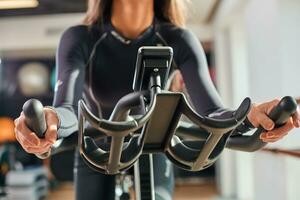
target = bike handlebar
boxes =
[226,96,298,152]
[23,99,51,159]
[21,96,297,173]
[23,99,46,137]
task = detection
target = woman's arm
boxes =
[177,30,232,117]
[177,29,300,140]
[14,26,90,154]
[52,26,89,138]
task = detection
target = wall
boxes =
[214,0,300,199]
[0,13,213,53]
[0,13,84,51]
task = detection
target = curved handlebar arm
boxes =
[109,90,150,121]
[166,97,251,171]
[168,96,297,171]
[79,100,139,135]
[78,90,156,136]
[182,97,251,132]
[78,90,157,174]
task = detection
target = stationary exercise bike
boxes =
[22,46,297,200]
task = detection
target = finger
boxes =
[44,109,58,143]
[15,118,51,148]
[17,137,51,153]
[16,131,36,148]
[17,131,51,148]
[264,118,294,139]
[14,118,21,139]
[256,112,275,131]
[19,113,55,147]
[292,108,300,127]
[260,132,268,140]
[14,117,19,127]
[260,132,283,140]
[45,125,57,144]
[262,134,286,143]
[262,137,284,143]
[25,145,52,154]
[262,130,287,142]
[14,127,21,143]
[44,108,59,126]
[248,99,280,128]
[14,128,32,151]
[15,116,40,146]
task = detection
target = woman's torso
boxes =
[82,21,184,118]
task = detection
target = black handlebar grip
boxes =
[23,99,50,159]
[253,96,297,139]
[268,96,298,126]
[23,99,47,137]
[227,96,298,152]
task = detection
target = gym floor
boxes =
[47,182,218,200]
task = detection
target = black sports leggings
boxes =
[74,151,174,200]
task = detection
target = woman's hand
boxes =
[247,99,300,143]
[14,108,59,154]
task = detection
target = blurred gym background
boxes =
[0,0,300,200]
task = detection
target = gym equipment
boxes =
[6,167,48,200]
[22,46,298,200]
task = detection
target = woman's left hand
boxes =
[247,99,300,143]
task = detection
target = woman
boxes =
[14,0,300,199]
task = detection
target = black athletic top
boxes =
[53,20,252,138]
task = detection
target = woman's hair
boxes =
[83,0,188,27]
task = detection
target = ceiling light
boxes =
[0,0,39,10]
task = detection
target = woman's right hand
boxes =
[14,108,59,154]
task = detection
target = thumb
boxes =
[44,108,59,143]
[45,124,57,144]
